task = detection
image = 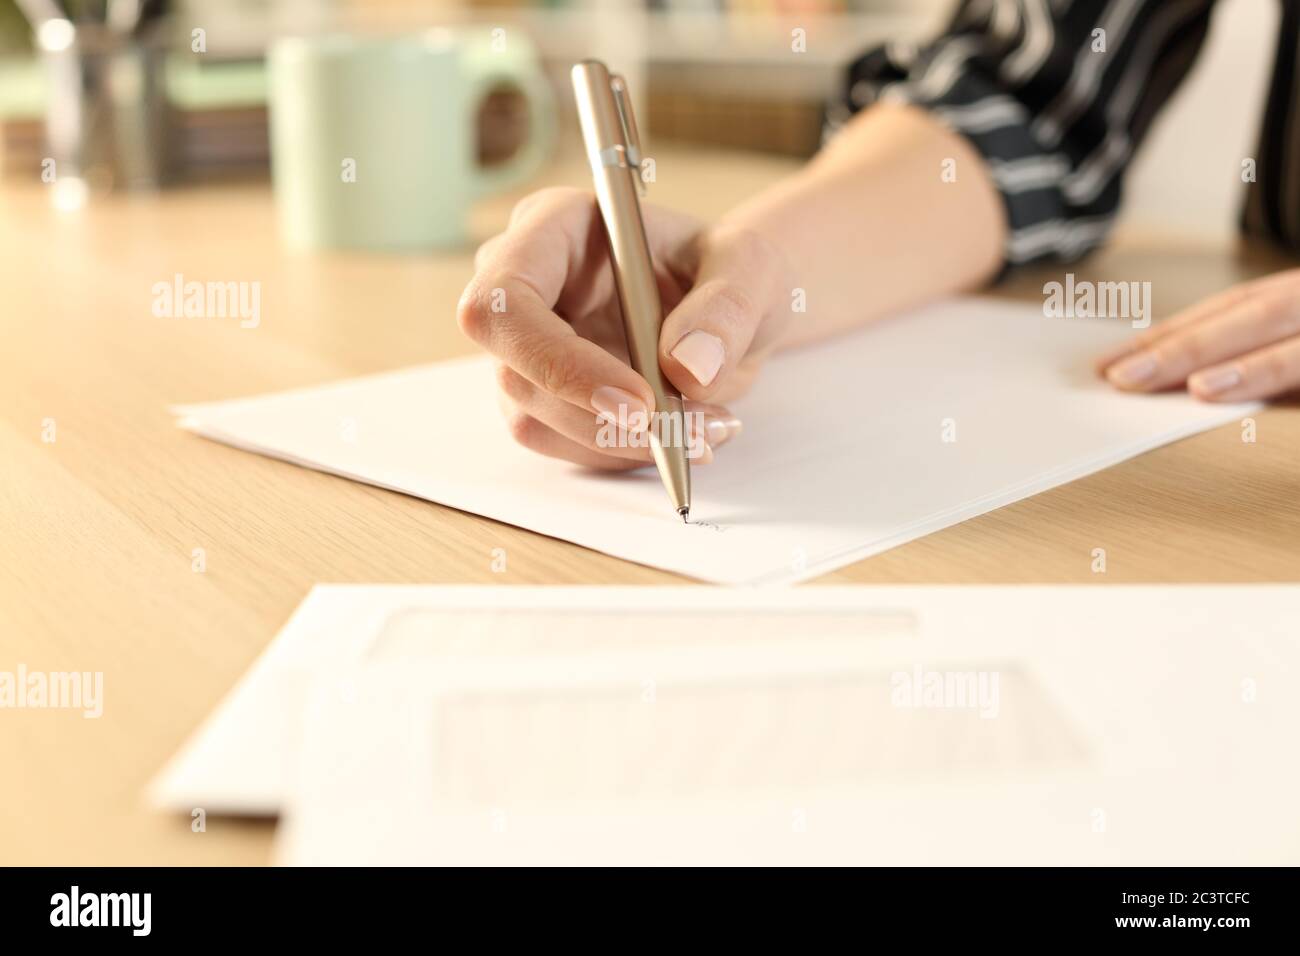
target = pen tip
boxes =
[679,507,689,524]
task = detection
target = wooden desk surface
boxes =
[3,147,1299,864]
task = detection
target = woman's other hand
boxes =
[1098,269,1300,401]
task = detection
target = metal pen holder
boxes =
[37,19,174,192]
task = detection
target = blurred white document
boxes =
[148,586,915,815]
[148,585,1300,865]
[267,585,1300,866]
[173,300,1256,584]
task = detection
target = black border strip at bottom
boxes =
[0,866,1290,942]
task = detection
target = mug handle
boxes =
[463,47,555,197]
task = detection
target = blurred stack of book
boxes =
[646,83,823,156]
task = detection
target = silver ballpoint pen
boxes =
[571,60,692,522]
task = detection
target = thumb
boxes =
[658,233,775,402]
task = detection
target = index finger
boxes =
[457,190,656,420]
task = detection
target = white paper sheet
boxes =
[148,584,1300,864]
[173,300,1257,584]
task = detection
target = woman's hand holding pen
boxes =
[458,186,793,470]
[458,108,1009,472]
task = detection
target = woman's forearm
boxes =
[721,103,1008,348]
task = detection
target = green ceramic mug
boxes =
[269,29,554,250]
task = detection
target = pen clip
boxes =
[609,73,646,197]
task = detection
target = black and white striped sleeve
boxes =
[826,0,1218,267]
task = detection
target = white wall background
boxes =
[1115,0,1280,238]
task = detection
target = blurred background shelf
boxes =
[2,0,1270,237]
[0,0,949,179]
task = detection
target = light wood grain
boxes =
[2,146,1298,865]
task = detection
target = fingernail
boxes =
[591,386,648,431]
[1094,343,1137,374]
[670,331,725,387]
[1190,365,1242,395]
[1107,353,1156,387]
[684,420,714,462]
[704,416,744,448]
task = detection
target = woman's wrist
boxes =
[711,103,1007,349]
